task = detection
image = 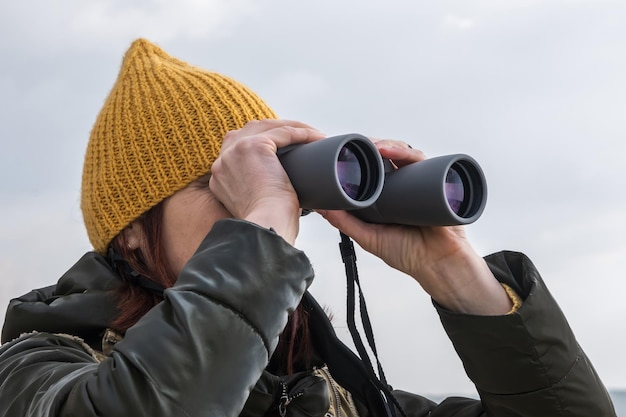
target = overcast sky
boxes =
[1,0,625,396]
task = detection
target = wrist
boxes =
[245,208,300,245]
[427,249,514,315]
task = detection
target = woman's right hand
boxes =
[209,119,326,245]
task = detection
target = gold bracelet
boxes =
[501,283,523,314]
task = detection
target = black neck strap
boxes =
[107,247,166,298]
[339,232,408,417]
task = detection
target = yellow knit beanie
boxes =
[81,38,277,254]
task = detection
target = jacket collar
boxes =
[1,252,120,350]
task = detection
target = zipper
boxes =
[315,366,342,417]
[277,379,305,417]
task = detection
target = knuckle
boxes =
[243,119,262,128]
[223,129,240,142]
[210,159,223,175]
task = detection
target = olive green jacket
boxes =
[0,220,616,416]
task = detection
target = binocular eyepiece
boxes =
[277,134,487,226]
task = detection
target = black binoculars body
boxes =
[277,134,487,226]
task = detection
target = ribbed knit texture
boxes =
[81,38,277,254]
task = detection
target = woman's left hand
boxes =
[317,140,513,315]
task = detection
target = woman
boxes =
[0,38,616,417]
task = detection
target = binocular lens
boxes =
[445,167,465,215]
[337,145,363,200]
[278,133,384,210]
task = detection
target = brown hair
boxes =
[109,203,172,331]
[110,203,312,374]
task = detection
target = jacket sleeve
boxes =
[0,219,314,417]
[431,250,616,417]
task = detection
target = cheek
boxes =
[162,217,212,277]
[161,194,231,277]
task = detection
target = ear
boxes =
[122,221,144,250]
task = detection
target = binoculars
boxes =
[277,134,487,226]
